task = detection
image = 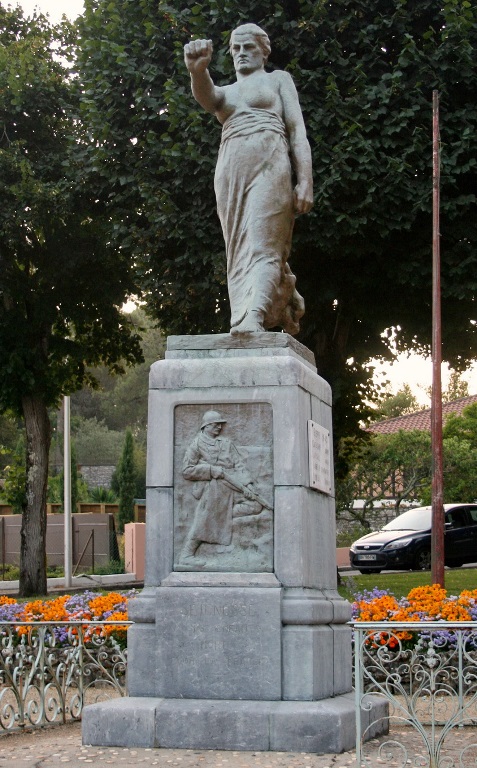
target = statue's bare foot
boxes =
[230,311,265,335]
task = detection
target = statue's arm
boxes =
[184,39,224,115]
[276,71,313,215]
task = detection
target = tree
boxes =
[423,435,477,505]
[69,417,125,466]
[0,412,20,470]
[337,426,477,527]
[1,435,27,514]
[0,7,142,595]
[59,443,83,512]
[70,310,165,445]
[371,384,420,421]
[336,430,433,527]
[47,442,89,506]
[423,368,470,403]
[76,0,477,443]
[117,429,136,532]
[443,401,477,448]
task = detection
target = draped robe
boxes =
[214,108,305,334]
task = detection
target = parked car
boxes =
[349,503,477,574]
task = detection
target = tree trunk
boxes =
[19,395,51,597]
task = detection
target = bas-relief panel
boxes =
[173,403,273,572]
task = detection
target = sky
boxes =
[9,0,84,20]
[9,1,477,402]
[371,355,477,406]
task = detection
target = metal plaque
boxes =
[307,420,332,494]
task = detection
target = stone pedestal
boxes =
[82,334,386,753]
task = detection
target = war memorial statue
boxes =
[82,23,386,755]
[184,23,313,335]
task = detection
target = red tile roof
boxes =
[368,394,477,435]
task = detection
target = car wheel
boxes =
[358,569,382,575]
[414,548,431,571]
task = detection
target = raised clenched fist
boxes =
[184,39,213,74]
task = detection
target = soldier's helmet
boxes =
[200,410,227,429]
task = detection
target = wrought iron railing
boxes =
[353,620,477,767]
[0,621,130,732]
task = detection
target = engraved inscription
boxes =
[183,602,257,618]
[156,588,281,700]
[181,602,270,679]
[308,420,332,494]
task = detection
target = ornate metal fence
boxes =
[354,620,477,767]
[0,621,130,732]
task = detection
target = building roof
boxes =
[368,394,477,435]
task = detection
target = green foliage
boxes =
[443,401,477,448]
[338,426,477,525]
[0,564,21,581]
[337,429,433,525]
[117,429,136,532]
[1,436,26,513]
[371,383,420,421]
[0,413,20,470]
[133,442,147,499]
[88,486,118,503]
[0,5,143,596]
[46,474,62,503]
[90,558,125,575]
[0,7,143,418]
[69,417,125,465]
[423,369,470,403]
[441,436,477,503]
[76,0,477,442]
[70,310,165,445]
[47,443,90,507]
[336,523,370,548]
[442,371,470,403]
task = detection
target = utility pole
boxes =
[431,90,445,587]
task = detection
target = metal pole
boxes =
[64,395,73,588]
[431,90,445,587]
[91,529,95,575]
[1,517,5,581]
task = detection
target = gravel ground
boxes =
[1,721,477,768]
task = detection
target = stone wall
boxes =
[79,465,116,488]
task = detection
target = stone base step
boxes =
[82,694,388,753]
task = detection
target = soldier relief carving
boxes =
[174,405,274,572]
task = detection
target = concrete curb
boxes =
[0,573,140,595]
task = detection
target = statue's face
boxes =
[203,422,223,438]
[231,33,264,74]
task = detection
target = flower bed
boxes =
[0,590,135,647]
[0,590,137,731]
[352,584,477,650]
[352,584,477,716]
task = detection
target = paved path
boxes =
[1,721,477,768]
[0,723,355,767]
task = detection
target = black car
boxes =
[349,503,477,573]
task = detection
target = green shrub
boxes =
[336,524,369,548]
